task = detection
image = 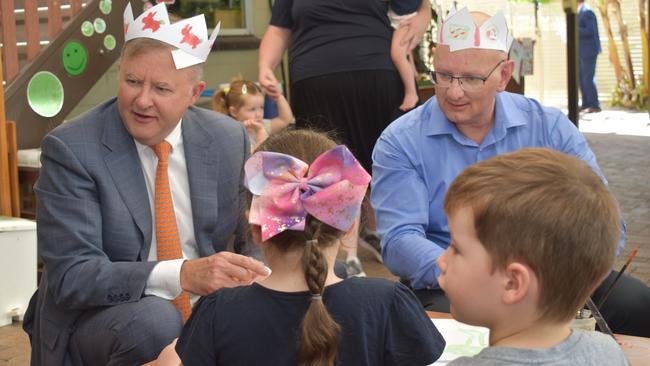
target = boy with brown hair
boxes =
[438,148,628,365]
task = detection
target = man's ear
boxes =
[497,60,515,92]
[190,81,206,104]
[501,262,532,305]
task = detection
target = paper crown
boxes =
[123,2,220,69]
[437,7,513,52]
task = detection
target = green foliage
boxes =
[611,77,649,110]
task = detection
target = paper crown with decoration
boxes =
[123,2,220,69]
[437,7,513,52]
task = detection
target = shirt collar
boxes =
[425,92,527,140]
[134,119,183,155]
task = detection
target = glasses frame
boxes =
[429,59,506,91]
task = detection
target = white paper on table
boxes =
[429,318,490,365]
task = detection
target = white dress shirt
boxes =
[135,121,199,300]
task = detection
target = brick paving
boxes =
[1,108,648,365]
[579,109,650,286]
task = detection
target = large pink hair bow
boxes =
[245,145,371,241]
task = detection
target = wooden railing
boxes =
[1,0,128,149]
[1,1,85,85]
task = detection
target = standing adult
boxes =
[371,8,650,337]
[578,0,602,113]
[23,4,270,365]
[258,0,431,272]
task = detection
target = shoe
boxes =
[586,107,602,113]
[345,256,366,277]
[359,227,383,263]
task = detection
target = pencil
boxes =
[596,248,639,309]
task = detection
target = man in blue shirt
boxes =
[372,8,650,336]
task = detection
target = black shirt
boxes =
[177,277,445,365]
[270,0,412,82]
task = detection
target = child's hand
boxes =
[242,119,266,133]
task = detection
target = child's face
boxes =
[230,94,264,123]
[438,206,504,327]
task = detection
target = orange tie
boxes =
[153,141,192,321]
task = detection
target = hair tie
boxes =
[241,84,248,94]
[223,86,230,95]
[305,239,318,246]
[311,294,322,301]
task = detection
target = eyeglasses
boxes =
[429,60,506,92]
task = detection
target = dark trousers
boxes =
[579,54,600,109]
[67,296,183,366]
[411,270,650,337]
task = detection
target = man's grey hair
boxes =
[120,38,205,83]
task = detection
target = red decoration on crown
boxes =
[180,24,201,49]
[142,12,161,32]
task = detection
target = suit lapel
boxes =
[182,110,220,255]
[101,104,153,258]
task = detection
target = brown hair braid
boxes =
[249,130,346,366]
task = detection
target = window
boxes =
[170,0,253,35]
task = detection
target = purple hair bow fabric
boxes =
[245,145,371,241]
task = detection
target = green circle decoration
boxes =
[62,41,88,76]
[104,34,117,51]
[99,0,112,15]
[94,18,107,34]
[27,71,64,118]
[81,21,94,37]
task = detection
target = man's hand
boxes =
[179,252,271,296]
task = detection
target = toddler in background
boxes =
[213,79,294,151]
[158,130,445,366]
[438,148,628,365]
[389,0,421,111]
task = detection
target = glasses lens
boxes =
[431,72,452,86]
[459,77,484,91]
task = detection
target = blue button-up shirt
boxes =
[371,92,626,290]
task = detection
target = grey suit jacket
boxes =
[23,98,249,365]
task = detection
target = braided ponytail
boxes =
[246,130,351,365]
[297,222,340,366]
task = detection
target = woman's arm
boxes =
[259,25,291,99]
[269,93,295,133]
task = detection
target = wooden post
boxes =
[0,53,12,216]
[7,122,20,217]
[24,0,41,62]
[564,0,579,126]
[47,0,63,40]
[0,0,20,83]
[70,0,83,15]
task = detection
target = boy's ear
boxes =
[501,262,532,305]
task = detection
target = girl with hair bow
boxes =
[158,130,444,366]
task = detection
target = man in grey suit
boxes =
[23,3,270,365]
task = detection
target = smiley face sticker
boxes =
[62,41,88,76]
